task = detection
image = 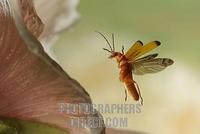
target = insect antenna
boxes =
[112,33,115,51]
[96,31,113,51]
[103,48,112,53]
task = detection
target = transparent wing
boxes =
[134,53,158,62]
[130,58,174,75]
[126,41,161,61]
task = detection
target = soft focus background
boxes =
[52,0,200,134]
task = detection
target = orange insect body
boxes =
[97,31,174,105]
[113,52,139,101]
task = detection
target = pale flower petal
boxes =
[0,0,105,133]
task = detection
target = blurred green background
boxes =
[53,0,200,134]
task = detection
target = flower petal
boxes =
[0,0,105,133]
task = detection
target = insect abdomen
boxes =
[124,80,139,101]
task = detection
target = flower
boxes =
[0,0,104,133]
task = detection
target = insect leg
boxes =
[134,81,144,105]
[122,45,125,54]
[124,88,127,101]
[112,33,115,51]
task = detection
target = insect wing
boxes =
[134,53,158,62]
[131,58,174,75]
[125,40,143,59]
[126,41,161,60]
